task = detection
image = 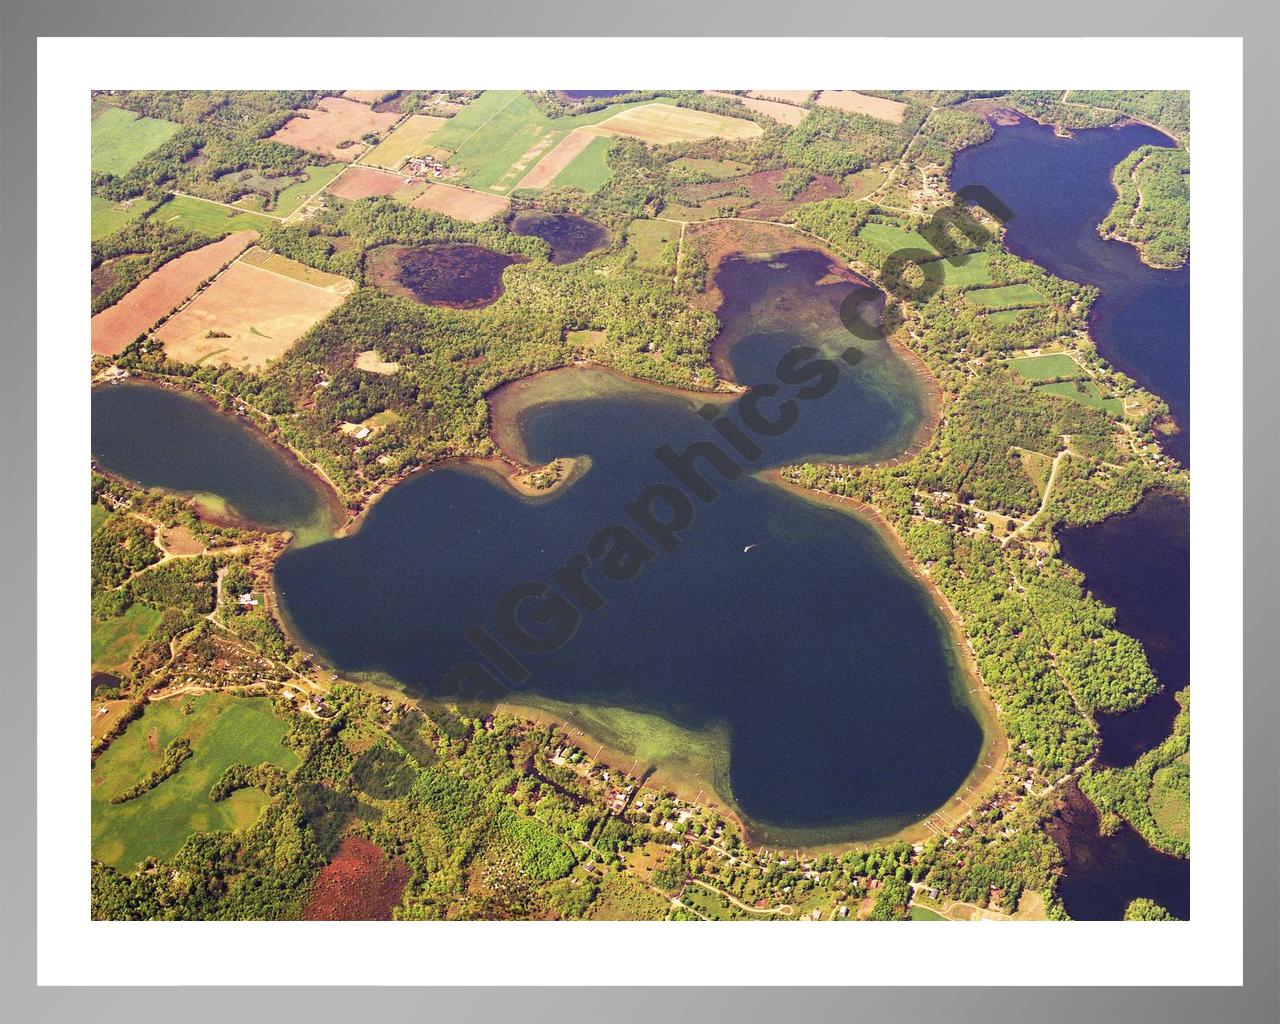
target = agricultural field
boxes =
[342,90,396,105]
[516,129,600,190]
[1009,353,1084,381]
[91,603,162,672]
[932,251,992,287]
[746,90,814,106]
[1035,380,1123,416]
[270,163,346,217]
[154,253,353,369]
[858,220,937,254]
[358,114,448,170]
[703,91,807,126]
[91,106,181,176]
[147,194,277,236]
[91,694,297,870]
[963,283,1047,309]
[410,183,509,222]
[91,231,258,356]
[590,103,764,144]
[91,196,149,240]
[815,90,908,124]
[270,96,401,163]
[326,165,410,200]
[547,135,615,193]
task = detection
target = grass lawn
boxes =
[549,136,615,193]
[91,603,162,672]
[148,195,278,237]
[909,905,948,921]
[963,283,1047,309]
[91,107,181,176]
[858,220,937,254]
[625,219,680,269]
[844,167,888,200]
[91,501,110,534]
[271,163,345,217]
[1009,353,1083,381]
[91,196,149,240]
[92,694,297,870]
[986,308,1029,326]
[932,250,991,287]
[1035,380,1123,416]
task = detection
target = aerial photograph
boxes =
[88,88,1190,923]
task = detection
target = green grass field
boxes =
[91,107,181,177]
[91,502,110,534]
[550,136,615,193]
[909,905,947,921]
[986,308,1029,327]
[1009,353,1083,381]
[92,603,162,672]
[1148,758,1190,844]
[91,196,149,240]
[270,163,345,217]
[858,220,937,254]
[92,694,297,870]
[963,283,1047,309]
[625,219,680,269]
[932,251,991,287]
[1035,380,1123,416]
[358,114,446,170]
[431,91,672,194]
[148,194,277,237]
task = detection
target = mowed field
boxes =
[703,91,807,126]
[91,231,258,356]
[548,135,615,193]
[590,103,764,144]
[327,165,410,199]
[149,194,277,235]
[359,114,448,169]
[92,694,297,870]
[516,128,599,190]
[91,106,181,176]
[270,96,401,162]
[815,90,908,124]
[91,196,149,240]
[410,183,510,222]
[1009,353,1084,381]
[963,283,1047,309]
[155,249,354,368]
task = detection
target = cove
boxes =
[950,113,1190,465]
[1058,492,1189,766]
[91,381,338,545]
[274,249,992,844]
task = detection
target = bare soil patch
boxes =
[91,232,258,356]
[815,91,907,124]
[270,97,400,163]
[354,350,401,375]
[160,525,204,555]
[326,165,407,199]
[302,835,410,920]
[341,90,393,105]
[410,183,510,222]
[155,260,352,369]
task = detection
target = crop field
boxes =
[590,103,764,144]
[548,135,615,193]
[410,183,510,222]
[91,106,181,176]
[91,230,258,356]
[815,90,908,124]
[932,251,992,287]
[92,694,297,870]
[342,90,395,105]
[270,96,401,162]
[516,129,600,190]
[91,603,162,671]
[358,114,448,170]
[155,255,353,369]
[703,91,807,126]
[963,283,1047,309]
[148,194,277,236]
[91,196,149,240]
[326,165,410,199]
[1035,380,1123,416]
[1009,353,1083,381]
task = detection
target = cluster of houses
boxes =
[402,155,450,179]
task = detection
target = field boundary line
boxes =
[170,190,285,222]
[234,258,355,295]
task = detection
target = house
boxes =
[237,592,258,607]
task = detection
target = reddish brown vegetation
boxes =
[302,836,410,921]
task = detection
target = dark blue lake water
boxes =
[951,113,1190,465]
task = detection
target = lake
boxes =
[92,381,338,545]
[508,210,610,264]
[271,248,991,844]
[950,112,1190,465]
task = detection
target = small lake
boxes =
[1048,779,1190,920]
[272,249,990,843]
[1058,492,1190,766]
[509,210,609,264]
[950,113,1190,465]
[367,243,523,308]
[92,382,338,544]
